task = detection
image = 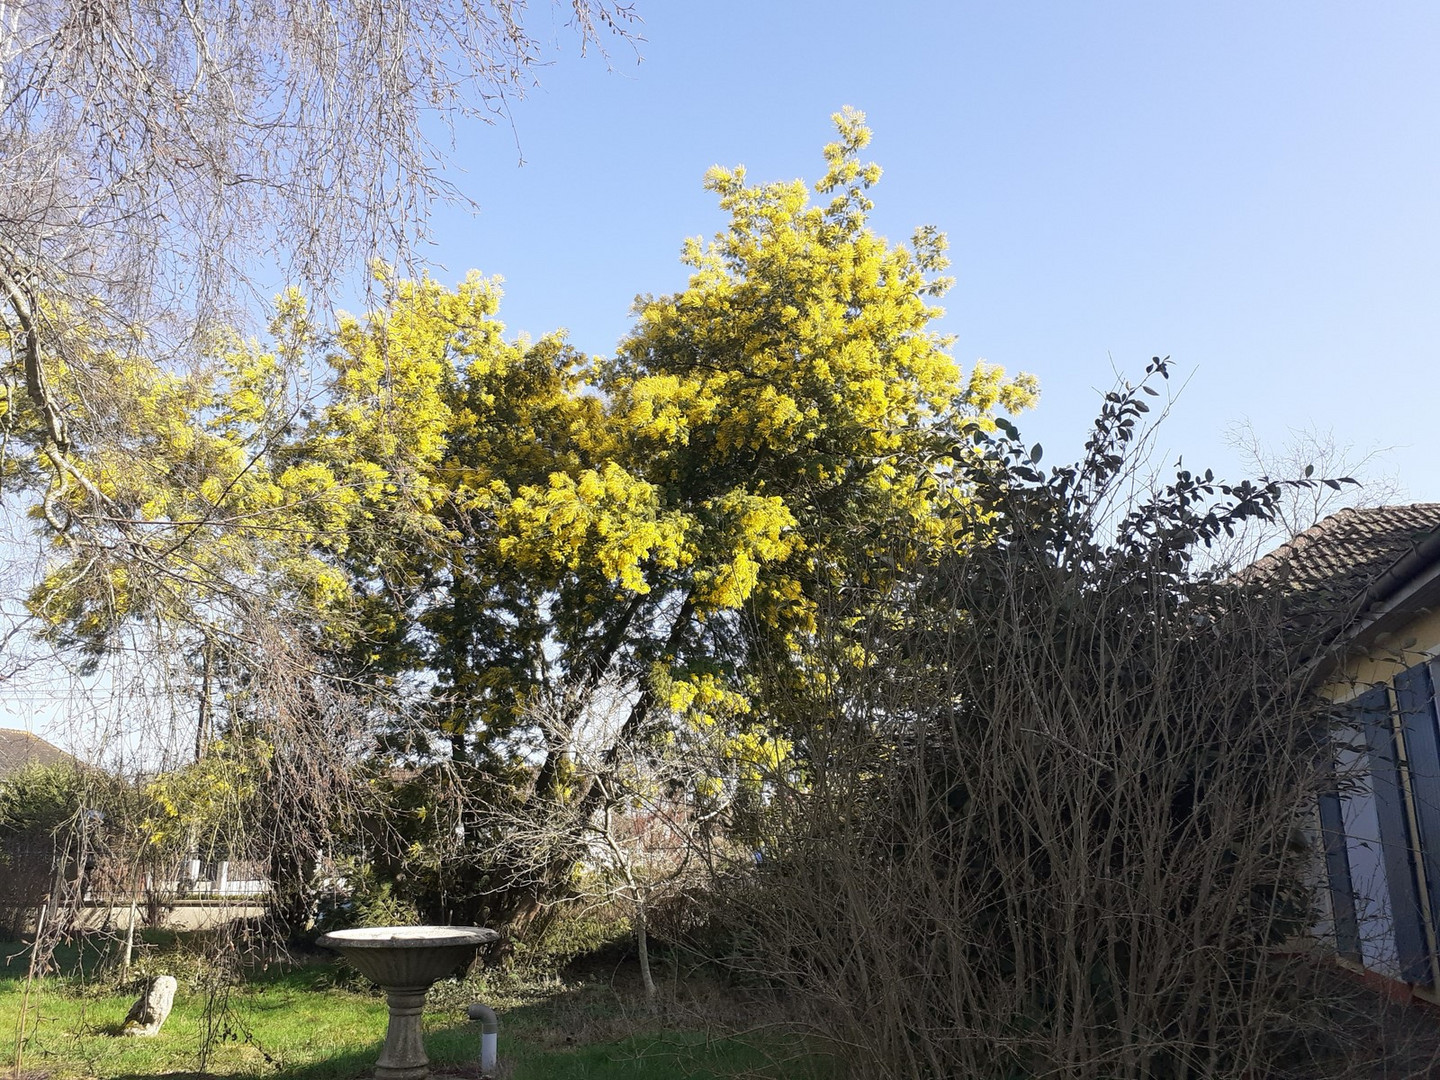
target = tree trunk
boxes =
[635,903,656,999]
[121,901,138,979]
[530,593,646,802]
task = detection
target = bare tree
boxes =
[530,733,730,1000]
[367,679,734,997]
[0,0,638,506]
[1225,418,1402,552]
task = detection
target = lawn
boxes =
[1,936,836,1079]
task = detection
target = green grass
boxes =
[0,937,835,1079]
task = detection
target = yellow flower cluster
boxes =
[501,463,691,593]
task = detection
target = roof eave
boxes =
[1315,547,1440,682]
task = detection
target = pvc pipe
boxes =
[480,1031,496,1074]
[466,1002,498,1074]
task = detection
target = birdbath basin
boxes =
[318,926,498,1080]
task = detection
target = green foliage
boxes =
[0,762,83,836]
[314,862,423,935]
[505,904,634,980]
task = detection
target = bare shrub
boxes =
[374,685,733,994]
[1222,417,1398,556]
[721,361,1355,1080]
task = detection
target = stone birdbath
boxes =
[318,926,498,1080]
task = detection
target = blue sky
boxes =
[9,3,1440,753]
[416,1,1440,501]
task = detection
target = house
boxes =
[0,729,86,935]
[0,732,272,935]
[0,728,77,778]
[1251,504,1440,997]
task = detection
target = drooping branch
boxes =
[0,262,66,453]
[0,257,72,531]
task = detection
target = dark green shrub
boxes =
[723,360,1343,1079]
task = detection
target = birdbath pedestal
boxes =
[318,926,498,1080]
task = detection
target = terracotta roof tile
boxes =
[1245,504,1440,632]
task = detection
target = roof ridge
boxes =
[1244,503,1440,632]
[1250,502,1440,575]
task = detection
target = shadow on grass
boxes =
[95,1035,469,1080]
[96,1046,385,1080]
[458,987,837,1080]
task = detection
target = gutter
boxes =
[1355,526,1440,624]
[1308,526,1440,687]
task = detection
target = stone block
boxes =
[121,974,177,1037]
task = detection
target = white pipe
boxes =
[481,1031,497,1073]
[466,1002,498,1074]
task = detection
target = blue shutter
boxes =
[1356,684,1431,985]
[1399,662,1440,951]
[1318,770,1360,959]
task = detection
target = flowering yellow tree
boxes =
[16,112,1038,922]
[525,107,1037,798]
[428,110,1040,918]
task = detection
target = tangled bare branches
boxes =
[718,364,1363,1079]
[0,0,639,538]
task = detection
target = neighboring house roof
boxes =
[0,729,78,778]
[1245,503,1440,651]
